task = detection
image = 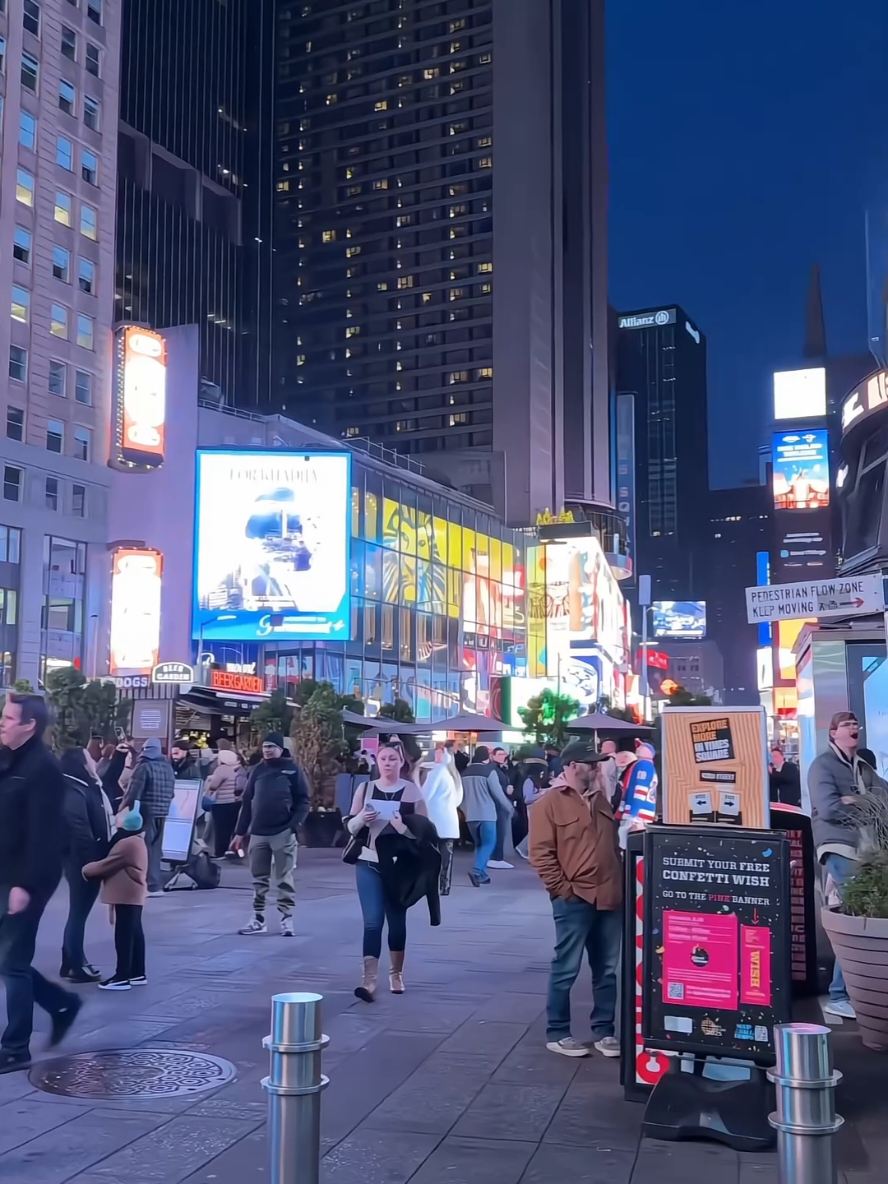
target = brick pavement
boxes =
[0,850,883,1183]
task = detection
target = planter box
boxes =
[822,908,888,1051]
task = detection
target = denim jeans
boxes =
[824,853,856,1002]
[62,867,101,971]
[546,895,623,1041]
[0,888,76,1056]
[356,861,407,958]
[468,820,497,879]
[492,803,511,862]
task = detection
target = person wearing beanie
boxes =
[232,732,310,936]
[203,749,248,857]
[121,739,175,895]
[459,745,514,887]
[82,805,148,991]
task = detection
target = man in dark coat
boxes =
[0,694,81,1073]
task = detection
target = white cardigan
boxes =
[418,763,464,841]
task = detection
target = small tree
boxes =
[290,682,347,808]
[377,697,421,762]
[45,667,88,751]
[519,688,580,750]
[13,679,33,693]
[83,678,131,740]
[251,688,293,738]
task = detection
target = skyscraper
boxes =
[272,0,610,525]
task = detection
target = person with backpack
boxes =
[60,748,113,982]
[121,739,175,895]
[82,804,148,991]
[203,749,247,858]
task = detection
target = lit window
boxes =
[421,292,432,304]
[372,178,389,190]
[52,246,71,282]
[73,426,91,460]
[424,68,438,79]
[23,0,40,35]
[76,313,94,350]
[49,360,66,396]
[449,288,465,301]
[480,282,492,294]
[81,149,98,185]
[80,204,97,239]
[276,180,290,192]
[345,427,361,438]
[374,100,388,111]
[56,135,74,170]
[85,44,100,77]
[62,25,77,59]
[477,367,493,379]
[346,245,361,257]
[322,230,336,242]
[449,413,468,426]
[55,191,73,226]
[6,408,24,442]
[45,477,59,511]
[478,156,492,169]
[3,467,22,503]
[326,93,337,105]
[74,369,92,405]
[480,53,492,65]
[59,79,76,116]
[72,484,86,517]
[51,304,69,339]
[21,52,39,91]
[78,258,95,294]
[16,170,35,206]
[46,419,64,453]
[9,346,27,383]
[11,286,30,323]
[377,282,389,291]
[19,112,36,150]
[477,136,492,148]
[397,276,414,289]
[345,326,360,338]
[83,94,100,130]
[13,228,32,265]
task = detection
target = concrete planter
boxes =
[822,908,888,1051]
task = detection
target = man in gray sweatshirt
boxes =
[460,746,514,887]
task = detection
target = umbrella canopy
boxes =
[566,713,651,733]
[341,710,429,734]
[427,711,507,732]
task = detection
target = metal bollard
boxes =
[767,1023,844,1184]
[262,992,330,1184]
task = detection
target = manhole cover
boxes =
[29,1049,237,1099]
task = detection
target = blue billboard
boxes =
[652,601,706,640]
[772,429,830,512]
[193,450,352,642]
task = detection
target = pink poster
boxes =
[741,925,772,1006]
[662,910,739,1009]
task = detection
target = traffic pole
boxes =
[767,1022,843,1184]
[263,991,329,1184]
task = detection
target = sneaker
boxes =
[49,995,82,1046]
[239,916,267,935]
[824,999,856,1020]
[516,846,530,861]
[546,1038,591,1058]
[130,975,148,986]
[280,919,294,937]
[98,978,131,992]
[147,890,165,898]
[0,1051,31,1075]
[488,860,514,870]
[468,872,482,888]
[594,1037,621,1058]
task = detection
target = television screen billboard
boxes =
[194,450,351,641]
[652,601,707,640]
[773,368,826,421]
[772,429,830,511]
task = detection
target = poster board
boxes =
[660,706,770,829]
[161,779,202,864]
[642,825,792,1064]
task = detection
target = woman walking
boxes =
[82,805,148,991]
[203,749,246,857]
[414,746,462,894]
[346,742,428,1000]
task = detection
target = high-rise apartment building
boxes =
[272,0,610,525]
[0,0,120,686]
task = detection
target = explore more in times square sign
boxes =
[193,450,351,643]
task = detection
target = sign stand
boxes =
[642,1059,774,1151]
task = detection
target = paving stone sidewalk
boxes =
[0,850,883,1183]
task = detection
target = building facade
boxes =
[272,0,610,525]
[0,0,121,687]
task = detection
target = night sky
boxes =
[608,1,888,488]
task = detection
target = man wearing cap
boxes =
[529,738,623,1058]
[122,738,175,897]
[809,711,888,1018]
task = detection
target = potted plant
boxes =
[821,795,888,1051]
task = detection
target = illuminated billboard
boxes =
[652,601,707,640]
[113,327,167,468]
[772,429,830,511]
[194,450,351,642]
[773,368,826,421]
[109,548,163,674]
[841,370,888,436]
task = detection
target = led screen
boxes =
[652,601,707,640]
[772,429,830,511]
[773,368,826,421]
[194,450,351,641]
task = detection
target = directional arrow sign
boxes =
[745,573,885,625]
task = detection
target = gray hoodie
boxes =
[808,742,888,860]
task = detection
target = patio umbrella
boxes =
[426,711,508,732]
[566,713,651,732]
[340,710,429,734]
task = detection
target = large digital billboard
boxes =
[652,601,706,640]
[194,450,351,642]
[113,327,167,469]
[773,368,826,421]
[772,430,830,511]
[110,548,163,674]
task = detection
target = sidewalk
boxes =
[0,850,882,1183]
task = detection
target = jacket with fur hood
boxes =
[204,749,246,805]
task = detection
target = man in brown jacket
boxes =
[529,738,623,1059]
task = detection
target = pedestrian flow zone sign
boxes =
[744,573,886,624]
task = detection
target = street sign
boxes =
[152,661,194,685]
[745,573,885,625]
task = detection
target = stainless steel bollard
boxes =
[767,1023,844,1184]
[262,992,330,1184]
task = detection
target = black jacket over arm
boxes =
[0,737,67,903]
[375,814,442,926]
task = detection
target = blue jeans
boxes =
[468,821,497,879]
[824,853,856,1002]
[547,896,623,1041]
[356,861,407,959]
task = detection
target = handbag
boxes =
[201,794,215,813]
[342,781,372,864]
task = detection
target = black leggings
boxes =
[114,904,145,981]
[211,802,241,857]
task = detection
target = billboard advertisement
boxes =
[652,601,706,640]
[773,368,826,421]
[113,326,167,468]
[772,430,829,511]
[194,450,351,642]
[109,548,163,674]
[615,394,636,570]
[841,369,888,436]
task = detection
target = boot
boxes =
[354,956,378,1003]
[389,951,405,995]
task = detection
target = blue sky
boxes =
[608,0,888,487]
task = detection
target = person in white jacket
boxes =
[414,747,463,895]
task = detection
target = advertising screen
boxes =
[194,450,351,642]
[114,327,166,468]
[773,368,826,421]
[772,430,830,511]
[109,547,163,674]
[652,601,706,640]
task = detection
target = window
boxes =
[45,478,59,511]
[85,44,99,77]
[56,135,74,170]
[6,408,23,442]
[59,80,76,116]
[46,419,64,453]
[77,258,95,295]
[74,369,92,405]
[49,360,66,396]
[62,26,77,60]
[73,426,90,461]
[21,52,38,91]
[0,529,21,565]
[83,94,100,130]
[52,246,71,282]
[16,169,35,207]
[87,0,101,24]
[76,314,94,349]
[80,205,97,239]
[19,112,36,150]
[11,286,30,323]
[0,34,5,72]
[55,191,73,226]
[81,149,98,185]
[13,229,32,265]
[72,484,85,517]
[50,304,69,339]
[9,346,27,383]
[23,0,40,36]
[3,468,22,503]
